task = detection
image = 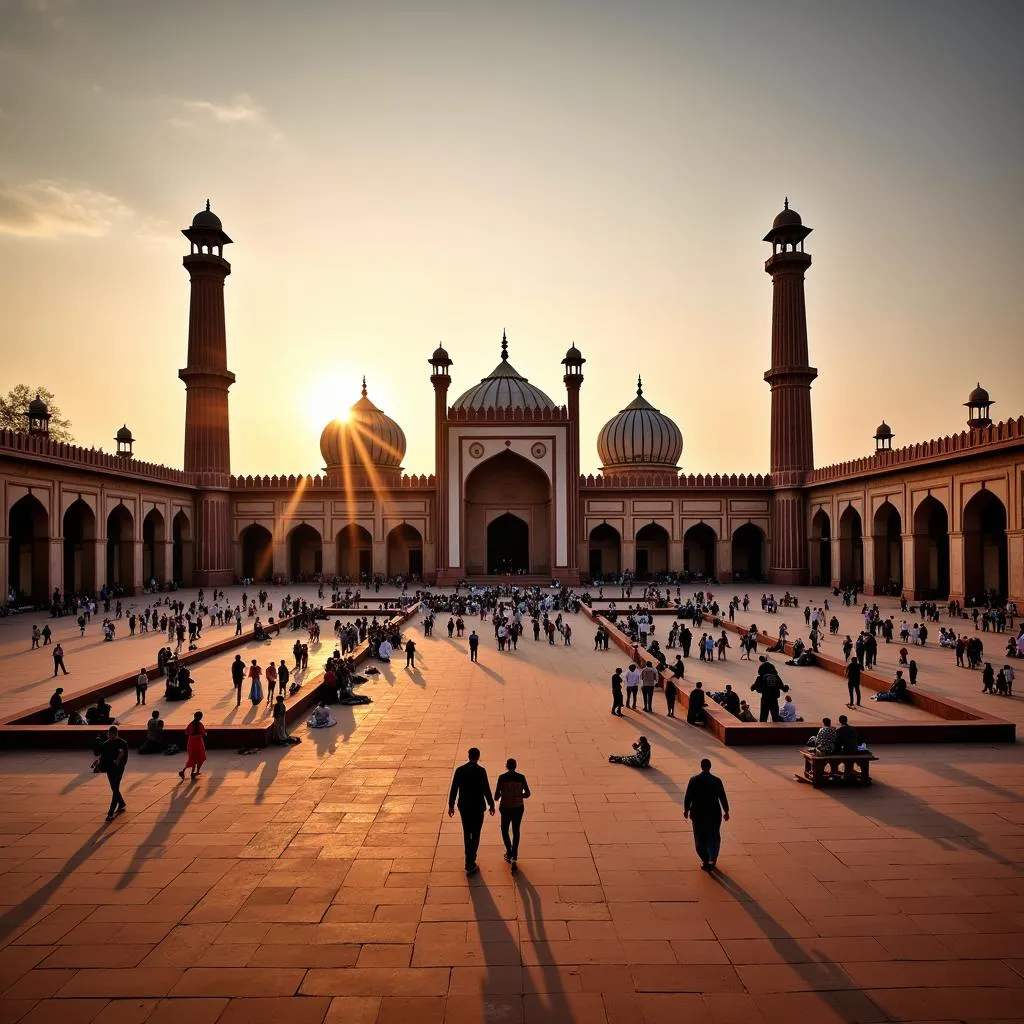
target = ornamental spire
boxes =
[637,374,643,397]
[501,329,508,361]
[361,375,367,398]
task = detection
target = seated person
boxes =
[686,681,707,725]
[85,699,115,726]
[872,671,908,702]
[67,709,85,726]
[165,668,194,702]
[138,710,166,754]
[609,735,651,768]
[254,618,271,641]
[807,717,837,754]
[306,702,337,728]
[834,714,860,755]
[49,687,66,723]
[378,638,393,661]
[779,693,803,722]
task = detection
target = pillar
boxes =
[861,535,876,595]
[901,533,916,601]
[947,530,965,603]
[622,539,636,574]
[49,536,63,599]
[162,540,174,585]
[1007,529,1024,607]
[717,538,732,583]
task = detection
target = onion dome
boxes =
[191,199,222,230]
[115,424,133,442]
[874,421,892,439]
[28,393,49,418]
[451,330,557,412]
[320,378,407,471]
[597,376,683,472]
[562,343,584,366]
[772,197,802,230]
[430,343,451,364]
[966,382,990,405]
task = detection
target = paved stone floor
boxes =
[1,587,1022,1022]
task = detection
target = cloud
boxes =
[0,181,132,239]
[170,93,283,141]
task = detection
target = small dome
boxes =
[450,331,557,412]
[563,343,584,365]
[320,379,406,470]
[429,343,451,365]
[28,393,49,417]
[115,424,133,442]
[191,199,223,231]
[772,197,802,230]
[967,382,990,405]
[874,421,892,438]
[597,377,683,471]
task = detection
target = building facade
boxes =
[3,201,1021,606]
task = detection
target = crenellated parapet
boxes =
[811,415,1024,484]
[228,471,435,490]
[0,429,190,485]
[580,471,770,489]
[448,405,568,423]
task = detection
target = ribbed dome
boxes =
[320,379,406,470]
[967,382,990,404]
[450,332,557,412]
[597,377,683,471]
[772,197,802,229]
[874,421,892,438]
[191,200,222,230]
[430,343,451,365]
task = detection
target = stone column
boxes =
[132,539,144,594]
[272,541,287,580]
[669,538,683,573]
[900,533,916,601]
[0,532,8,603]
[622,539,636,574]
[320,537,338,580]
[1007,529,1024,607]
[716,539,732,583]
[830,537,841,589]
[947,530,965,603]
[161,540,174,585]
[372,540,386,579]
[861,535,876,595]
[49,537,63,599]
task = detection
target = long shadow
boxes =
[473,663,505,685]
[926,759,1024,806]
[513,869,576,1022]
[711,869,886,1020]
[0,825,112,942]
[59,770,97,796]
[254,748,286,804]
[115,779,201,890]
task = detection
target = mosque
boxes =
[1,201,1021,606]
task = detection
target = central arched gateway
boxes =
[464,450,551,575]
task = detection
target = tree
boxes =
[0,385,74,442]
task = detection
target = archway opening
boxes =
[635,523,669,578]
[173,511,192,586]
[963,490,1007,600]
[464,451,551,575]
[810,509,831,585]
[913,496,949,599]
[241,523,273,581]
[289,524,322,581]
[337,524,372,581]
[487,513,529,574]
[8,494,49,602]
[588,523,621,578]
[838,506,864,586]
[106,505,135,592]
[142,508,166,586]
[872,502,902,592]
[731,523,765,581]
[683,523,717,578]
[63,498,96,596]
[387,524,423,578]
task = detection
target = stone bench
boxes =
[799,749,877,787]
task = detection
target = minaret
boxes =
[428,342,453,583]
[179,201,235,585]
[764,199,816,585]
[562,343,585,581]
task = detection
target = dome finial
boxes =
[636,374,643,397]
[205,198,211,212]
[361,375,367,398]
[501,329,508,361]
[783,196,789,210]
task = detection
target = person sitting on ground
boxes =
[307,701,337,728]
[737,700,756,722]
[138,710,166,754]
[85,699,115,726]
[686,681,707,725]
[807,716,837,754]
[254,618,271,641]
[609,735,651,768]
[872,670,909,702]
[378,638,393,661]
[779,693,803,722]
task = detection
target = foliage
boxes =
[0,385,74,442]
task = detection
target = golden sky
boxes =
[2,0,1022,477]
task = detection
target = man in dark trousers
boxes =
[468,630,479,662]
[231,654,245,707]
[845,656,862,707]
[405,637,416,668]
[683,757,730,871]
[494,757,531,869]
[447,747,495,875]
[92,724,128,822]
[751,657,788,721]
[611,667,624,716]
[52,642,68,676]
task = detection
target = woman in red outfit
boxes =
[180,710,207,780]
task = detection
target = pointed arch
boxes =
[588,523,621,577]
[8,494,49,602]
[387,523,423,578]
[172,510,193,586]
[872,501,902,592]
[731,523,765,582]
[635,522,669,578]
[810,508,831,585]
[240,523,274,581]
[106,504,135,590]
[142,507,166,585]
[337,523,373,580]
[288,523,322,580]
[63,498,96,595]
[838,505,863,586]
[913,496,949,599]
[963,490,1007,599]
[683,523,717,578]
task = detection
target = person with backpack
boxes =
[493,757,531,870]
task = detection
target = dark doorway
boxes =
[63,498,96,596]
[731,524,765,581]
[8,494,49,602]
[488,513,529,574]
[963,490,1008,599]
[142,508,165,585]
[683,523,716,578]
[635,548,649,577]
[913,496,950,599]
[811,509,831,586]
[872,502,902,592]
[173,511,192,586]
[241,524,274,581]
[106,505,135,591]
[588,523,621,577]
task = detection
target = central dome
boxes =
[320,379,406,473]
[451,332,557,412]
[597,377,683,473]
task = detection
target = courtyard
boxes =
[0,585,1022,1023]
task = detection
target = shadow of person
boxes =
[306,721,339,758]
[115,780,200,890]
[474,663,505,685]
[0,824,112,943]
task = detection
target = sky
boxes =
[1,0,1022,477]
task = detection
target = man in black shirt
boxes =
[845,657,862,707]
[611,668,624,716]
[92,725,128,822]
[494,757,531,868]
[231,654,245,707]
[683,758,730,871]
[447,747,495,875]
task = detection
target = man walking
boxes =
[640,661,659,713]
[683,757,730,871]
[611,667,624,716]
[231,654,245,707]
[494,757,531,870]
[52,642,68,676]
[468,630,479,662]
[92,724,128,822]
[845,656,862,707]
[624,663,640,710]
[447,748,495,875]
